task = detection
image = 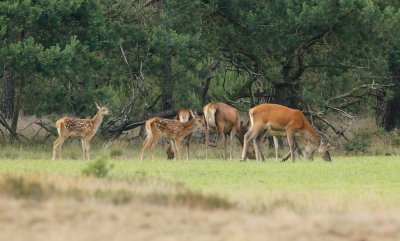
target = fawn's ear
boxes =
[190,110,197,118]
[95,102,100,110]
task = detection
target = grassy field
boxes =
[1,145,400,241]
[0,144,399,212]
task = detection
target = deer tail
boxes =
[145,120,153,139]
[248,109,255,129]
[204,106,218,128]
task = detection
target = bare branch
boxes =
[313,114,350,142]
[326,83,395,106]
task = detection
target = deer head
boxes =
[302,141,315,160]
[302,140,331,161]
[95,102,110,116]
[194,115,206,131]
[318,141,331,161]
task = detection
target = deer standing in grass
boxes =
[166,109,193,160]
[52,103,109,160]
[141,111,203,161]
[203,102,255,160]
[241,103,331,162]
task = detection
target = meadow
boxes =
[1,144,400,209]
[1,144,400,241]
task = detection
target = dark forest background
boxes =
[0,0,399,148]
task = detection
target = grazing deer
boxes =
[241,103,331,162]
[166,109,193,160]
[141,111,203,161]
[203,102,255,160]
[52,103,109,160]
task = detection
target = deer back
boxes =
[57,117,97,137]
[148,117,197,139]
[204,102,240,134]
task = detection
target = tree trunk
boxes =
[10,93,20,143]
[160,55,173,111]
[200,60,220,105]
[376,89,400,131]
[1,65,15,119]
[271,80,300,109]
[271,57,304,109]
[376,50,400,131]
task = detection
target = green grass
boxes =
[0,144,399,212]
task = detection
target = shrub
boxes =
[82,157,114,178]
[343,128,372,154]
[378,128,400,147]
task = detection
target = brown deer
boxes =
[52,103,109,160]
[166,109,193,160]
[203,102,255,160]
[141,111,203,161]
[241,103,331,162]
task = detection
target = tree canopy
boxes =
[0,0,399,142]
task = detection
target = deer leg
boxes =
[281,151,291,162]
[205,125,209,160]
[273,136,279,162]
[169,139,176,159]
[150,138,158,161]
[141,137,151,161]
[52,138,61,161]
[252,132,263,161]
[81,139,86,160]
[286,132,296,162]
[81,139,85,160]
[185,134,191,160]
[175,140,183,161]
[252,137,260,161]
[52,137,65,160]
[241,129,258,162]
[252,139,259,161]
[166,141,174,160]
[216,131,224,159]
[254,132,265,161]
[150,134,161,161]
[223,134,228,160]
[170,140,177,160]
[85,139,91,160]
[254,131,266,161]
[229,132,235,161]
[241,131,251,162]
[279,135,293,162]
[81,138,91,160]
[170,140,176,159]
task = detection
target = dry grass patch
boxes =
[0,173,232,210]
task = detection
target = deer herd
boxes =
[52,102,332,162]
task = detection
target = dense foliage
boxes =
[0,0,399,141]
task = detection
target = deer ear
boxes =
[190,110,197,117]
[95,102,100,109]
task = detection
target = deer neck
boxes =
[303,123,320,146]
[181,118,197,135]
[236,126,245,147]
[91,112,105,129]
